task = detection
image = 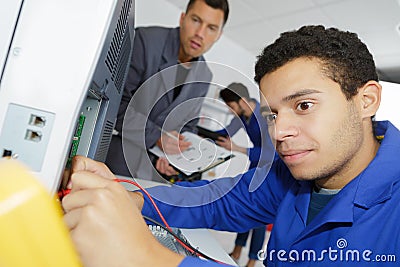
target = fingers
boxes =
[62,171,112,211]
[62,189,92,213]
[178,139,191,151]
[71,156,115,180]
[62,174,112,232]
[72,170,111,189]
[156,158,166,174]
[165,165,178,176]
[216,137,231,150]
[174,132,191,147]
[63,206,81,230]
[156,158,178,176]
[160,134,192,154]
[158,134,179,154]
[216,136,227,146]
[217,136,228,142]
[61,169,180,267]
[61,162,184,267]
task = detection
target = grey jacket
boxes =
[106,26,212,180]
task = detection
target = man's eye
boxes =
[263,113,277,123]
[208,26,218,32]
[297,102,313,111]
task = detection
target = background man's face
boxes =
[226,101,243,116]
[179,0,224,62]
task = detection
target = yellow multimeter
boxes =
[0,159,81,267]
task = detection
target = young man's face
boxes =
[178,0,224,63]
[260,57,366,186]
[226,101,244,117]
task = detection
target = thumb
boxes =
[71,156,115,180]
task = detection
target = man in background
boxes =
[106,0,229,181]
[217,82,271,170]
[217,82,270,267]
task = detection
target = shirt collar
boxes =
[353,120,400,208]
[296,121,399,222]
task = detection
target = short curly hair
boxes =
[220,82,249,103]
[254,25,378,99]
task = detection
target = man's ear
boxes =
[358,80,382,119]
[215,28,223,42]
[179,12,185,27]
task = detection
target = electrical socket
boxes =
[0,103,55,171]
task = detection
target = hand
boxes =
[216,136,233,150]
[67,155,144,210]
[156,131,191,154]
[156,157,179,176]
[216,136,247,154]
[69,155,115,183]
[61,155,115,190]
[62,156,183,267]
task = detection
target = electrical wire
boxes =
[143,215,225,263]
[58,189,71,198]
[144,215,197,256]
[116,179,225,264]
[58,178,227,264]
[115,178,171,229]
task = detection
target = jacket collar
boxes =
[293,121,400,242]
[353,120,400,208]
[306,120,400,213]
[160,27,180,69]
[159,27,208,103]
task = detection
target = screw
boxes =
[13,47,21,56]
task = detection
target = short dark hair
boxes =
[186,0,229,26]
[220,82,249,103]
[254,25,378,99]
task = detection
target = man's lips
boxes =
[279,150,311,162]
[190,40,201,49]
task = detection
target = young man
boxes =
[217,82,269,267]
[105,0,229,181]
[217,82,271,170]
[63,25,400,266]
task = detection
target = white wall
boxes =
[375,81,400,128]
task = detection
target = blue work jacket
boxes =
[216,100,271,169]
[142,121,400,266]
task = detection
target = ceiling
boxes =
[165,0,400,83]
